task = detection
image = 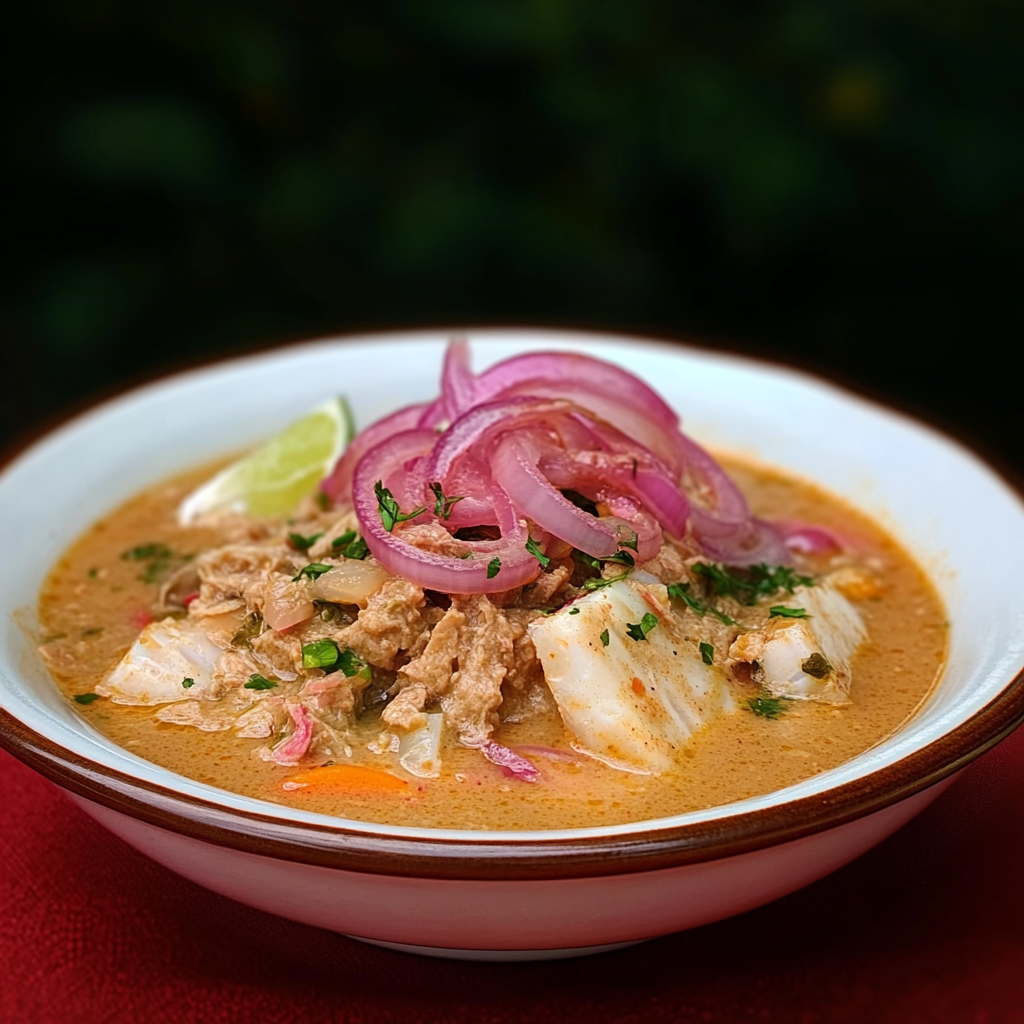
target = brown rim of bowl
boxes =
[2,328,1024,882]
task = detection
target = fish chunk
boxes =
[97,617,224,705]
[729,583,866,704]
[528,581,735,774]
[398,713,444,778]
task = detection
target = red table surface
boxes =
[3,729,1024,1024]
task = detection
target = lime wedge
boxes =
[178,397,353,524]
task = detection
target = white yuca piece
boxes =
[529,581,736,774]
[398,713,444,778]
[730,582,867,704]
[97,618,224,705]
[178,396,352,524]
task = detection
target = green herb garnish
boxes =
[800,652,832,678]
[599,628,610,646]
[336,647,371,679]
[693,562,815,606]
[86,568,99,579]
[626,612,660,642]
[343,535,369,559]
[746,695,792,719]
[603,550,636,567]
[292,562,332,582]
[429,482,465,520]
[666,582,738,625]
[182,677,195,689]
[374,481,426,532]
[769,606,809,619]
[699,641,714,665]
[302,638,341,670]
[244,674,277,690]
[316,491,330,511]
[619,530,639,553]
[288,531,323,552]
[121,543,173,561]
[487,557,502,579]
[332,530,368,559]
[73,693,100,705]
[525,536,550,567]
[579,572,630,592]
[568,606,580,615]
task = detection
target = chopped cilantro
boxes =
[332,530,368,559]
[599,628,610,647]
[561,489,599,516]
[746,695,792,719]
[693,562,815,606]
[374,481,426,532]
[343,535,369,560]
[487,557,502,579]
[580,571,630,592]
[316,491,331,511]
[568,606,580,615]
[288,531,323,552]
[429,482,465,520]
[699,641,714,665]
[619,530,639,553]
[121,543,172,561]
[182,677,195,689]
[801,652,832,678]
[572,549,601,572]
[244,674,277,690]
[302,638,340,670]
[331,529,357,550]
[292,562,332,582]
[626,612,660,642]
[769,606,809,618]
[602,550,635,568]
[666,581,738,625]
[336,647,371,679]
[73,693,100,705]
[525,536,550,567]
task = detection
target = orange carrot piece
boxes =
[281,764,409,795]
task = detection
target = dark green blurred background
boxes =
[3,2,1022,464]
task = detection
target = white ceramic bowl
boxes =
[2,329,1023,961]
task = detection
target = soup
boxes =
[36,345,947,831]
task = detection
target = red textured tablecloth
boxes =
[3,730,1024,1024]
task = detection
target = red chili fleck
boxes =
[129,610,152,630]
[631,677,645,695]
[182,592,199,607]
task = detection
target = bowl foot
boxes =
[348,935,647,961]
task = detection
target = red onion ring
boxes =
[322,402,430,505]
[353,430,541,594]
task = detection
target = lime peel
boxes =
[178,397,351,524]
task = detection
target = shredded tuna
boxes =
[332,577,428,670]
[381,683,429,730]
[249,627,304,681]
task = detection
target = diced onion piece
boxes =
[310,561,390,607]
[263,579,315,631]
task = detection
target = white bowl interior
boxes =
[3,328,1024,841]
